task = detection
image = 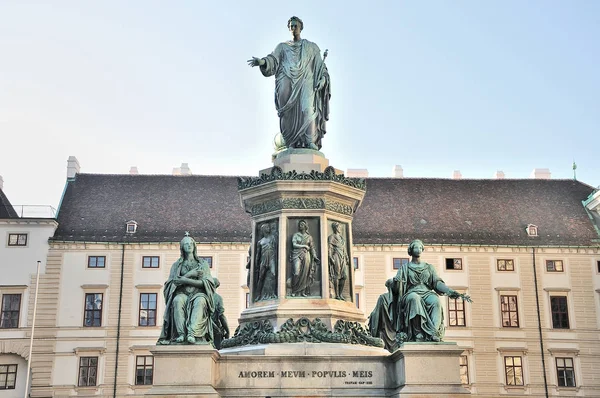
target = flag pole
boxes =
[24,260,41,398]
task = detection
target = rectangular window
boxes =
[550,296,570,329]
[7,233,27,246]
[546,260,564,272]
[87,256,106,268]
[504,356,524,386]
[355,293,360,309]
[353,257,359,270]
[459,355,469,385]
[78,357,98,387]
[0,364,18,389]
[445,258,463,270]
[84,293,103,327]
[142,256,160,268]
[448,295,466,326]
[139,293,157,326]
[497,259,514,271]
[245,293,250,309]
[393,258,409,270]
[500,295,519,327]
[556,357,576,387]
[0,294,21,329]
[200,256,213,269]
[597,260,600,273]
[135,356,154,385]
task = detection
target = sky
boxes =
[1,1,599,210]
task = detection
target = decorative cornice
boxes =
[222,317,383,349]
[238,166,366,191]
[250,197,353,216]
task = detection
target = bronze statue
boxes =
[368,239,471,350]
[248,16,331,150]
[328,222,349,300]
[211,279,230,349]
[158,234,217,345]
[255,222,278,301]
[287,219,320,297]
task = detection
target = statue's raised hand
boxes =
[247,57,265,67]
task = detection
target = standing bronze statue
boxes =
[328,222,349,300]
[369,239,471,350]
[248,16,331,150]
[158,234,217,345]
[255,222,278,301]
[287,219,320,297]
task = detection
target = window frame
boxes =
[393,258,409,270]
[497,259,515,272]
[550,296,570,329]
[138,293,157,327]
[141,256,160,269]
[200,256,213,269]
[0,293,22,329]
[353,257,359,270]
[135,355,154,386]
[355,293,360,309]
[7,233,28,247]
[83,293,103,327]
[448,294,466,327]
[87,256,106,269]
[500,294,520,328]
[555,357,576,388]
[77,356,98,387]
[445,258,463,270]
[546,260,564,272]
[0,363,18,390]
[459,355,469,385]
[504,356,524,386]
[245,292,250,309]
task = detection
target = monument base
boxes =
[261,148,342,174]
[146,342,469,397]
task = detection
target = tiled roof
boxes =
[0,188,18,219]
[52,174,600,247]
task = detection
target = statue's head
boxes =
[331,222,340,233]
[298,219,308,232]
[260,223,271,236]
[288,16,303,33]
[407,239,424,257]
[180,235,199,260]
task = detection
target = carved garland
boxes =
[238,166,367,191]
[250,198,353,216]
[221,317,384,349]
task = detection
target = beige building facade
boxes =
[2,169,600,397]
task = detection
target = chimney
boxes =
[392,165,404,178]
[452,170,462,180]
[346,169,369,178]
[129,166,139,175]
[494,170,505,179]
[173,163,192,176]
[67,156,80,179]
[0,175,3,190]
[530,168,551,179]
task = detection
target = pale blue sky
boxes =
[1,1,598,208]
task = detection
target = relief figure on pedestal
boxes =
[254,222,278,301]
[287,219,320,297]
[158,234,217,346]
[368,239,471,351]
[247,16,330,150]
[328,222,349,300]
[211,279,230,349]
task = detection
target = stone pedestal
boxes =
[237,153,367,332]
[146,343,469,397]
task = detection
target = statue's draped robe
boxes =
[260,39,330,149]
[393,262,445,341]
[289,232,316,294]
[328,233,348,281]
[368,289,396,352]
[158,258,216,344]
